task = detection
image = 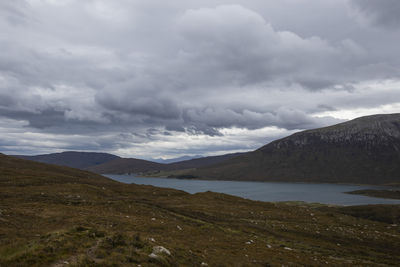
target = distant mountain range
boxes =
[189,113,400,185]
[10,113,400,185]
[85,152,244,174]
[13,150,244,175]
[151,155,203,164]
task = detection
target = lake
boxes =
[104,174,400,206]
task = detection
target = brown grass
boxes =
[1,154,400,266]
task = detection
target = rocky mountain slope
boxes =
[191,113,400,185]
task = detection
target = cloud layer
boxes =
[1,0,400,158]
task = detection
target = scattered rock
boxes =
[152,246,171,256]
[148,253,159,259]
[266,244,272,248]
[201,262,208,266]
[177,225,182,231]
[148,246,171,261]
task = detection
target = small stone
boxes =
[177,225,182,230]
[267,244,272,248]
[152,246,171,256]
[151,218,156,221]
[148,252,159,259]
[201,263,208,266]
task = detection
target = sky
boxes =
[1,0,400,159]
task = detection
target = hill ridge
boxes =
[191,113,400,185]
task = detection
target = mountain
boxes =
[190,113,400,185]
[86,152,245,174]
[85,157,167,174]
[152,155,203,164]
[13,151,244,175]
[15,151,120,169]
[167,152,244,170]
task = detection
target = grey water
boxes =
[104,174,400,206]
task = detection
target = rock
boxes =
[152,246,171,256]
[148,252,159,259]
[148,246,171,261]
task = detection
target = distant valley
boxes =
[15,150,244,176]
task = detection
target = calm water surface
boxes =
[105,174,400,206]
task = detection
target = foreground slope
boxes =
[1,153,400,266]
[192,113,400,184]
[16,151,120,169]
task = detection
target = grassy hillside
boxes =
[16,151,120,169]
[189,114,400,185]
[1,153,400,266]
[85,158,167,174]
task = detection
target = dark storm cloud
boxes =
[1,0,400,157]
[351,0,400,29]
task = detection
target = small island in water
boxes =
[347,189,400,200]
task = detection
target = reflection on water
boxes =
[105,174,400,206]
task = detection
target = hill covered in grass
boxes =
[1,153,400,266]
[85,152,244,175]
[14,151,244,176]
[15,151,120,169]
[189,113,400,185]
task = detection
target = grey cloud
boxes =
[96,90,181,120]
[0,0,30,26]
[182,107,343,131]
[351,0,400,29]
[175,5,377,91]
[1,1,400,158]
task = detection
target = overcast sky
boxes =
[1,0,400,159]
